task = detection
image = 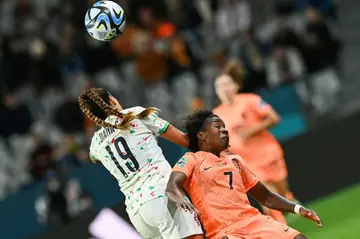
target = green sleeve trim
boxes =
[91,153,100,161]
[158,122,170,135]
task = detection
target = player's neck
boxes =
[210,151,221,157]
[199,144,221,157]
[222,97,235,106]
[206,150,221,157]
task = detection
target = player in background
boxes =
[166,110,322,239]
[78,88,203,239]
[212,60,297,224]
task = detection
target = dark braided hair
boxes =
[78,88,159,130]
[183,109,215,152]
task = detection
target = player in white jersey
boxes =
[78,88,203,239]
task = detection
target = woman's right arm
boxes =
[160,124,189,148]
[166,157,199,214]
[140,109,189,148]
[166,171,188,202]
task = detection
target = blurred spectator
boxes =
[240,29,268,92]
[65,178,93,218]
[35,171,93,226]
[266,41,305,87]
[59,22,84,77]
[192,0,213,26]
[83,37,118,75]
[215,0,251,40]
[56,1,88,30]
[28,35,63,93]
[1,35,31,92]
[55,134,89,171]
[166,1,203,30]
[53,100,84,134]
[131,5,192,83]
[13,0,33,28]
[296,0,337,18]
[111,23,140,60]
[39,170,70,226]
[303,7,340,73]
[166,1,205,66]
[273,26,304,54]
[0,93,33,138]
[28,142,55,181]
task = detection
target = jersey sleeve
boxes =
[251,94,272,118]
[137,107,170,136]
[172,153,197,180]
[89,135,100,162]
[238,157,259,191]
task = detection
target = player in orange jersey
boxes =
[166,110,322,239]
[212,60,296,223]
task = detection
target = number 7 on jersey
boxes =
[224,171,234,189]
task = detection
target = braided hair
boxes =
[78,88,158,130]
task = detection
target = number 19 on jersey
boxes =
[105,137,139,178]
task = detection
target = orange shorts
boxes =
[218,215,300,239]
[249,158,288,183]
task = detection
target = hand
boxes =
[176,196,200,216]
[299,207,323,227]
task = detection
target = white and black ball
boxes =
[85,1,126,41]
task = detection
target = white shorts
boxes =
[130,196,203,239]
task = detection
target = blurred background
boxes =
[0,0,359,238]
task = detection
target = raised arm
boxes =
[160,124,189,148]
[139,109,189,148]
[249,182,322,227]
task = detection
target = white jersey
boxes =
[89,106,172,217]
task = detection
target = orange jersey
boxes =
[213,94,283,169]
[173,151,261,239]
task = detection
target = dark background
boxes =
[285,111,360,202]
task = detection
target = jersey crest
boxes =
[232,158,241,171]
[176,157,188,168]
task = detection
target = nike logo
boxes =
[281,224,290,232]
[204,166,213,170]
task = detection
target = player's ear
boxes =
[109,96,122,110]
[109,96,117,106]
[197,131,206,141]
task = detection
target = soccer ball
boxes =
[85,0,126,41]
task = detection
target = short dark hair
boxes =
[183,109,215,152]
